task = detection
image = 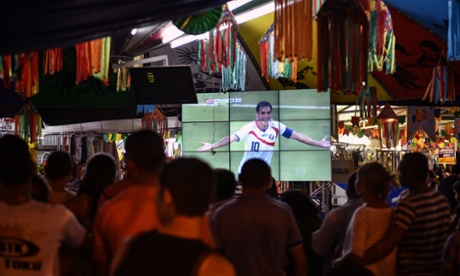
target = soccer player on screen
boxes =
[196,100,331,172]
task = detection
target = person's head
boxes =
[157,157,215,224]
[124,130,166,181]
[213,168,236,202]
[78,153,117,196]
[452,180,460,203]
[0,134,35,187]
[239,158,272,192]
[280,190,319,218]
[255,101,272,130]
[355,162,392,201]
[451,164,460,175]
[30,174,51,202]
[45,151,73,182]
[398,152,429,190]
[346,171,359,199]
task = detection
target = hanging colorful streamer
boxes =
[15,53,39,98]
[197,5,247,92]
[274,0,313,61]
[259,24,296,82]
[198,5,239,74]
[448,0,460,61]
[317,0,369,94]
[75,37,111,84]
[43,48,63,75]
[142,106,167,139]
[360,0,396,74]
[221,44,247,91]
[14,101,42,144]
[423,63,456,104]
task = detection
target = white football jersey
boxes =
[234,120,293,173]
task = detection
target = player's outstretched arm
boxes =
[197,135,238,152]
[291,132,331,148]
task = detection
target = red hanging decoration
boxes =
[15,52,39,98]
[198,4,238,74]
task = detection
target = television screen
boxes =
[182,89,331,181]
[129,66,198,104]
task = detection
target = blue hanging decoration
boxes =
[448,0,460,60]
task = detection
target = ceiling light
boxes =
[227,0,253,11]
[235,2,274,24]
[162,22,185,44]
[131,28,138,35]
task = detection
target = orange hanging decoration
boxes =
[43,48,63,75]
[274,0,313,61]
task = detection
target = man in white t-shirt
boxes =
[197,100,331,172]
[0,135,88,276]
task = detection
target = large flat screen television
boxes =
[129,66,198,104]
[181,89,331,181]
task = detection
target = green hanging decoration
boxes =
[173,7,222,35]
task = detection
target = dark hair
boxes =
[239,158,272,190]
[78,153,117,220]
[399,152,429,182]
[125,130,166,172]
[256,101,272,113]
[0,134,35,186]
[346,171,359,199]
[280,190,319,218]
[214,168,236,201]
[452,164,460,175]
[452,180,460,193]
[159,157,215,216]
[79,153,117,195]
[31,174,51,202]
[357,162,393,200]
[45,151,73,181]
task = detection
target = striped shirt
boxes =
[393,189,450,275]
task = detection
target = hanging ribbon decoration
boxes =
[15,52,39,98]
[43,48,63,75]
[14,100,42,144]
[317,0,369,94]
[116,54,143,92]
[198,5,239,74]
[197,5,246,92]
[448,0,460,60]
[274,0,313,61]
[265,0,313,83]
[423,62,456,104]
[142,106,168,140]
[360,0,396,74]
[0,55,13,88]
[75,37,111,85]
[259,24,295,82]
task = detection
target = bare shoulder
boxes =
[197,253,236,276]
